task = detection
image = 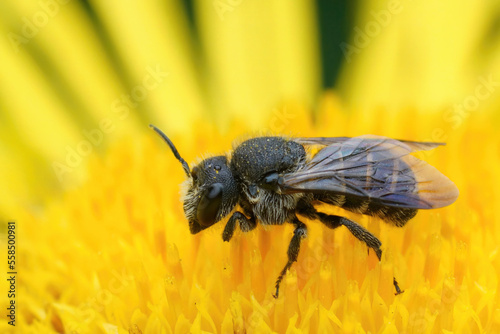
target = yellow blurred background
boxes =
[1,0,499,209]
[1,0,500,332]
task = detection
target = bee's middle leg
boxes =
[222,211,257,242]
[273,217,307,298]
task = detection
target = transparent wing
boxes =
[295,136,444,152]
[283,135,459,209]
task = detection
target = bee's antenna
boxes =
[149,124,191,177]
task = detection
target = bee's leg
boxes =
[273,217,307,298]
[298,204,403,295]
[222,211,257,242]
[337,215,402,294]
[319,213,383,259]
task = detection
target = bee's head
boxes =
[150,125,238,234]
[183,156,238,233]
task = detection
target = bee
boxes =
[150,125,459,298]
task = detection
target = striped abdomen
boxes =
[314,193,417,227]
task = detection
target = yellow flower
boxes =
[1,0,500,333]
[3,96,499,333]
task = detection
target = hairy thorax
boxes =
[241,185,303,225]
[230,136,307,225]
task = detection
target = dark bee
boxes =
[150,125,459,298]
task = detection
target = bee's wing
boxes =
[295,136,444,152]
[283,135,459,209]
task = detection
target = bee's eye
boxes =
[197,183,223,227]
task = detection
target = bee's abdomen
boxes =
[316,194,417,227]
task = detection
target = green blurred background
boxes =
[1,0,500,214]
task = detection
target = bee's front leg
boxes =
[273,217,307,298]
[222,211,256,242]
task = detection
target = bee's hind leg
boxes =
[298,204,403,295]
[338,216,403,294]
[273,217,307,298]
